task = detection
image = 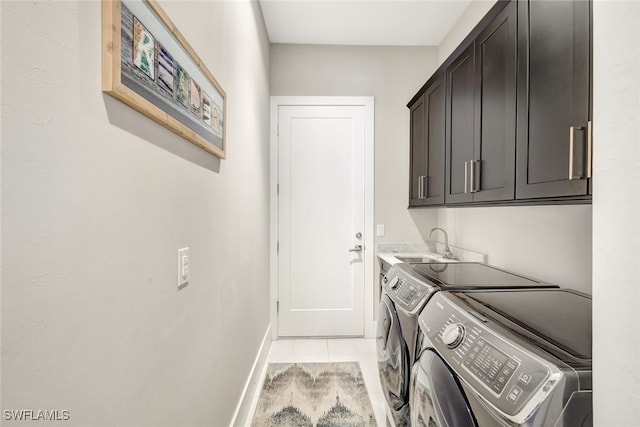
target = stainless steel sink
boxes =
[396,256,446,263]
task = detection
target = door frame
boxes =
[270,96,375,340]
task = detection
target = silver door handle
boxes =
[349,245,363,252]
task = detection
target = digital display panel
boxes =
[470,341,508,380]
[464,338,518,394]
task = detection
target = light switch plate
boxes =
[376,224,385,237]
[178,247,190,287]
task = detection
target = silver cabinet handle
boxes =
[423,176,428,199]
[569,126,575,180]
[419,176,427,199]
[349,245,363,252]
[417,176,423,199]
[569,126,585,180]
[470,160,477,193]
[587,121,593,178]
[464,161,469,194]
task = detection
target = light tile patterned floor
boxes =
[246,338,386,426]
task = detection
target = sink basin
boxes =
[396,256,450,263]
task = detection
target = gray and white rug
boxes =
[251,362,377,427]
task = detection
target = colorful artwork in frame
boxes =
[102,0,226,158]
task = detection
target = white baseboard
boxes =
[229,323,272,427]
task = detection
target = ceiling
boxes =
[259,0,472,46]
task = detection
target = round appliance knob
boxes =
[388,277,400,289]
[442,323,465,349]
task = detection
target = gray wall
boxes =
[270,44,441,246]
[438,0,497,64]
[1,1,270,425]
[434,0,592,293]
[438,206,592,291]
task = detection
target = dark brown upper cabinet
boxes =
[445,1,517,204]
[409,73,445,207]
[516,0,592,199]
[408,0,591,207]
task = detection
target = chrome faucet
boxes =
[430,227,454,259]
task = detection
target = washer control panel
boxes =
[382,265,434,313]
[419,292,556,418]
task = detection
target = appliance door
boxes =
[377,295,410,412]
[410,348,477,427]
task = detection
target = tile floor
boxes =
[246,338,387,426]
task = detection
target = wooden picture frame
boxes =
[102,0,226,158]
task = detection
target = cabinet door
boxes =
[424,74,446,206]
[473,1,516,202]
[445,44,475,204]
[409,95,427,207]
[516,0,591,199]
[409,74,445,207]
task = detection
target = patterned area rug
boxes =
[251,362,377,426]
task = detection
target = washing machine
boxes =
[410,288,592,427]
[376,262,558,426]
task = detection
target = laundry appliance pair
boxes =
[377,261,592,426]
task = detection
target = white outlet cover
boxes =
[178,247,190,287]
[376,224,385,237]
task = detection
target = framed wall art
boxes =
[102,0,226,158]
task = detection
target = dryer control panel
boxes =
[418,292,564,424]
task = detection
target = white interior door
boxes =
[278,104,366,337]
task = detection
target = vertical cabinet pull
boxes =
[462,160,481,195]
[463,160,480,194]
[421,176,428,199]
[470,160,477,193]
[569,126,586,180]
[587,121,593,178]
[417,175,427,199]
[464,161,469,194]
[569,126,576,180]
[417,176,423,199]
